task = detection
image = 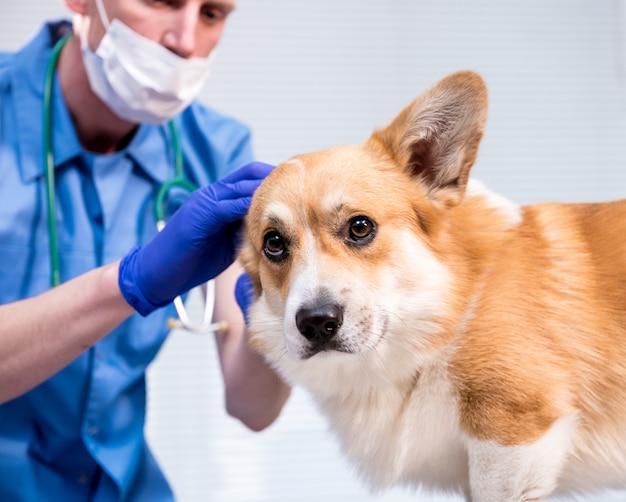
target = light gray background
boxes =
[2,1,626,501]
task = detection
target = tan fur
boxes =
[239,71,626,501]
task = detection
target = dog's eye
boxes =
[347,216,376,243]
[263,231,288,262]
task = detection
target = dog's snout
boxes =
[296,303,344,343]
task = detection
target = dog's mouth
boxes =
[292,301,389,360]
[300,339,355,359]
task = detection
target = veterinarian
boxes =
[0,0,290,500]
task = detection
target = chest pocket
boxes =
[0,167,102,300]
[0,177,51,300]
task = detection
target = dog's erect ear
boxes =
[371,71,487,204]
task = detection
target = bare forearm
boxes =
[0,261,134,403]
[222,336,291,431]
[213,266,290,430]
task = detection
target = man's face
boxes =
[84,0,236,58]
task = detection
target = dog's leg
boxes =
[466,415,576,502]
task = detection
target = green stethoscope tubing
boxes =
[43,33,195,288]
[43,33,69,288]
[155,121,197,224]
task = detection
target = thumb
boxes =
[235,273,255,324]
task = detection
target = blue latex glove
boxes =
[235,273,255,325]
[119,161,274,316]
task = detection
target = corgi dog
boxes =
[239,71,626,501]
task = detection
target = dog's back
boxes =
[448,195,626,496]
[241,71,626,501]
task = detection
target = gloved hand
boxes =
[235,273,255,325]
[119,161,274,316]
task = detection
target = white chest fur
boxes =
[301,359,469,495]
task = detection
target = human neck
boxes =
[57,36,138,154]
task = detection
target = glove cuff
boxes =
[118,246,169,316]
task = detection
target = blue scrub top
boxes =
[0,21,254,501]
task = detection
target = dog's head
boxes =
[239,71,488,386]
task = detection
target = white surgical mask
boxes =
[80,0,215,124]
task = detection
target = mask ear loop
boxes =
[78,0,110,56]
[94,0,111,30]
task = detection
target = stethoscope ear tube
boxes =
[166,284,229,334]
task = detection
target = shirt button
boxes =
[88,426,99,437]
[78,473,89,484]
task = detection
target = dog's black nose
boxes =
[296,303,343,343]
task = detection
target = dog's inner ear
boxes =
[372,71,488,204]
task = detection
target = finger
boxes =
[235,273,255,324]
[211,178,265,201]
[210,196,254,223]
[220,162,275,185]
